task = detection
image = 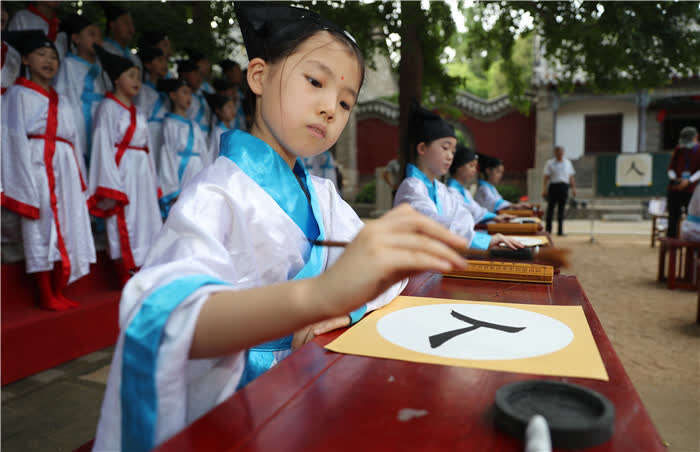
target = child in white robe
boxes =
[92,4,469,451]
[180,58,212,134]
[394,103,522,251]
[474,154,531,213]
[88,45,162,286]
[157,78,210,217]
[204,92,236,159]
[2,33,23,95]
[447,144,513,224]
[1,30,95,311]
[135,46,169,170]
[681,184,700,241]
[53,14,106,168]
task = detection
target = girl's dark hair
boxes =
[244,27,365,123]
[479,155,503,179]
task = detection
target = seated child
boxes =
[474,154,531,213]
[394,103,522,251]
[447,144,513,224]
[92,4,469,451]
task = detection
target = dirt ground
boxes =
[556,234,700,452]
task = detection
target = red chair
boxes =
[657,238,700,290]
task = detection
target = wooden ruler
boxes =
[444,260,553,284]
[487,223,539,234]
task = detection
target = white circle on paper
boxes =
[376,304,574,361]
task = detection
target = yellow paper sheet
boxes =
[326,296,608,381]
[503,235,550,247]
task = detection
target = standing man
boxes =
[542,146,576,236]
[667,126,700,237]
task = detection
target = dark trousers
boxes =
[667,189,693,238]
[546,183,569,235]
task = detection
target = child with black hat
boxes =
[179,58,212,134]
[204,91,236,158]
[54,13,106,164]
[92,3,467,450]
[88,45,162,287]
[394,102,523,250]
[2,30,96,311]
[135,46,169,168]
[157,78,211,218]
[447,144,513,224]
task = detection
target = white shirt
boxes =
[544,158,575,184]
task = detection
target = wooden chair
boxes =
[657,238,700,290]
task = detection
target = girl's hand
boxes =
[291,315,351,350]
[314,204,468,318]
[488,233,525,250]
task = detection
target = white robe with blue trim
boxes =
[53,53,107,165]
[474,179,512,213]
[207,120,231,160]
[446,178,496,224]
[394,166,491,249]
[92,130,405,451]
[135,81,168,170]
[186,88,212,134]
[158,113,211,206]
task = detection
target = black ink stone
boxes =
[494,380,615,449]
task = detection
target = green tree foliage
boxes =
[467,1,700,105]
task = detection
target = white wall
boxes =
[555,98,638,159]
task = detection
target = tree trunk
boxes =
[398,1,424,179]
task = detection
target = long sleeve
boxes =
[1,88,40,218]
[87,102,128,216]
[158,120,181,201]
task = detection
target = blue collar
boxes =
[478,179,499,194]
[219,130,323,245]
[165,112,191,125]
[104,37,131,58]
[447,178,470,204]
[67,52,99,68]
[407,163,441,214]
[215,119,232,132]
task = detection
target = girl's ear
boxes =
[416,142,427,156]
[246,57,267,96]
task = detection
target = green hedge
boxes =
[355,180,376,204]
[496,184,523,203]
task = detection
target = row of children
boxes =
[394,103,532,251]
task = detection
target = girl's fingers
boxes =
[381,209,468,251]
[312,315,350,336]
[384,233,468,269]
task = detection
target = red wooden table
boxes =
[155,273,664,452]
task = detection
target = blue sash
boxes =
[145,81,166,124]
[407,163,442,214]
[194,92,210,133]
[67,53,103,162]
[104,37,132,59]
[220,130,328,387]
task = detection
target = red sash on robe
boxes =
[5,78,72,284]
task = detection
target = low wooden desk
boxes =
[156,274,664,452]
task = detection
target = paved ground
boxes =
[2,220,699,451]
